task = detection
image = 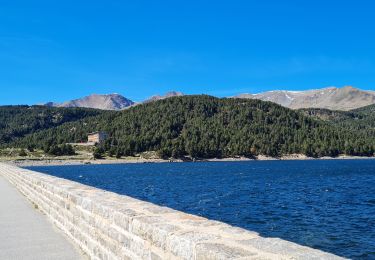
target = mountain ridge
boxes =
[44,93,135,110]
[234,86,375,111]
[43,91,184,110]
[143,91,184,103]
[41,86,375,111]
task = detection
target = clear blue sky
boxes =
[1,0,375,104]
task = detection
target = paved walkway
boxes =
[0,175,84,260]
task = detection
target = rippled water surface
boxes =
[27,160,375,259]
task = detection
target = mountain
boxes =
[235,86,375,111]
[41,86,375,111]
[45,94,135,110]
[13,95,375,158]
[144,91,184,103]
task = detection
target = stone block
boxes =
[195,242,257,260]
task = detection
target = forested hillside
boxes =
[0,106,109,146]
[300,104,375,134]
[10,95,375,158]
[354,103,375,113]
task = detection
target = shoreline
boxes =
[2,154,375,167]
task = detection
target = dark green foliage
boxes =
[300,105,375,137]
[352,103,375,114]
[9,95,375,159]
[158,147,172,159]
[108,147,116,157]
[115,150,122,159]
[45,144,76,156]
[0,105,107,146]
[299,108,357,122]
[93,147,104,159]
[27,145,34,152]
[18,149,27,157]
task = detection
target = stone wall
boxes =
[0,163,343,259]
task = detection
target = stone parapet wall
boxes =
[0,163,343,259]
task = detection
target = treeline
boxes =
[0,105,110,146]
[9,95,375,158]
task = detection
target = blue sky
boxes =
[1,0,375,104]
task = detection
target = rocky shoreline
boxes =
[2,154,375,167]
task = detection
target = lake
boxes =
[26,160,375,259]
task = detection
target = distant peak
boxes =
[87,93,121,97]
[165,91,184,96]
[234,85,375,110]
[43,93,135,110]
[341,86,357,90]
[144,91,184,103]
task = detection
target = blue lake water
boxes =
[26,160,375,259]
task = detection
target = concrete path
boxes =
[0,175,84,260]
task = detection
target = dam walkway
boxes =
[0,175,83,260]
[0,163,344,259]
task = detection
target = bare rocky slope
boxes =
[43,86,375,111]
[143,91,184,103]
[235,86,375,111]
[45,93,135,110]
[44,91,184,110]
